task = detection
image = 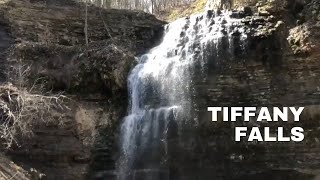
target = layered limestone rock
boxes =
[0,0,164,179]
[0,0,319,179]
[206,0,320,56]
[168,0,320,179]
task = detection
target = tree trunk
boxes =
[85,0,88,47]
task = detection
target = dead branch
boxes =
[0,84,69,148]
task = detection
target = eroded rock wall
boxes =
[0,0,165,179]
[169,0,320,179]
[0,0,319,179]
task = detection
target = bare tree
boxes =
[85,0,89,47]
[0,63,69,148]
[0,85,68,148]
[78,0,197,16]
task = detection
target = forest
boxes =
[79,0,196,14]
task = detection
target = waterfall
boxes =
[117,10,247,180]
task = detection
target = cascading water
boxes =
[117,10,248,180]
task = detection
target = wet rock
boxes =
[221,18,228,24]
[207,10,214,19]
[162,1,320,179]
[230,10,246,19]
[206,0,232,10]
[232,29,241,36]
[243,6,253,16]
[209,19,215,26]
[259,10,271,16]
[216,9,222,16]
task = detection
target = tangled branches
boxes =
[0,84,69,148]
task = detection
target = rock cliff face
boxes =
[171,0,320,179]
[0,0,320,180]
[0,0,164,179]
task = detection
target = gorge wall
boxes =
[0,0,319,179]
[176,0,320,179]
[116,0,320,179]
[0,0,164,179]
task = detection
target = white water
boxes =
[117,10,247,180]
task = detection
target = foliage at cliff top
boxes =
[165,0,207,21]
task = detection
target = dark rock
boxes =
[243,6,253,16]
[207,10,214,19]
[209,19,215,26]
[216,9,222,16]
[230,10,246,19]
[0,0,165,179]
[221,18,227,24]
[1,0,320,180]
[232,30,241,36]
